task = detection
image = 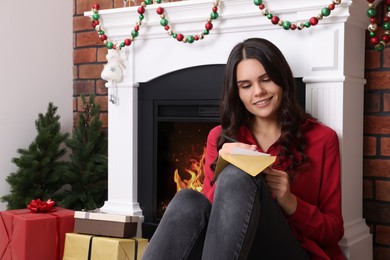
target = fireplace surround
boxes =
[86,0,371,258]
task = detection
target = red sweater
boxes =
[202,119,345,260]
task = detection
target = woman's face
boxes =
[236,58,283,122]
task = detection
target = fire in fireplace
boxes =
[138,64,305,239]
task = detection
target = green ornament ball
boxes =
[160,18,168,26]
[253,0,263,6]
[139,14,144,20]
[203,30,209,35]
[92,13,100,21]
[131,30,139,38]
[367,8,376,18]
[375,42,384,52]
[267,13,273,19]
[106,42,113,49]
[282,21,291,30]
[186,35,195,43]
[369,31,376,37]
[321,7,331,17]
[144,0,153,5]
[383,22,390,31]
[210,12,219,20]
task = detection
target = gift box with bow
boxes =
[0,207,74,260]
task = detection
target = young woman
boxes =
[142,38,344,260]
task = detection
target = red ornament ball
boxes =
[309,17,319,26]
[164,25,170,31]
[382,34,390,43]
[212,6,218,12]
[100,34,108,41]
[92,3,100,10]
[205,22,213,30]
[124,38,132,46]
[176,34,184,41]
[290,24,297,30]
[271,16,280,24]
[134,25,140,32]
[328,3,335,10]
[370,36,380,45]
[156,7,164,15]
[92,20,99,28]
[194,35,199,41]
[138,6,145,15]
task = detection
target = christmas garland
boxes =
[90,0,343,51]
[366,0,390,51]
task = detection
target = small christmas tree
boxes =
[57,94,108,211]
[1,103,69,209]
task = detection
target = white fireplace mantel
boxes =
[86,0,372,258]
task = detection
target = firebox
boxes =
[138,64,305,239]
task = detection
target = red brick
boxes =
[73,80,95,95]
[365,71,390,90]
[363,136,377,156]
[76,31,103,48]
[74,48,97,64]
[73,15,92,32]
[374,247,390,260]
[364,116,390,135]
[96,80,108,95]
[73,97,77,112]
[95,96,108,111]
[376,180,390,201]
[376,225,390,244]
[363,179,373,199]
[365,49,381,70]
[100,113,108,128]
[384,93,390,112]
[381,137,390,156]
[384,48,390,68]
[73,65,78,79]
[79,64,104,79]
[364,93,381,113]
[97,47,108,63]
[364,159,390,178]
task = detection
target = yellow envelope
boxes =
[215,147,276,176]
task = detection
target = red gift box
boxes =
[0,207,75,260]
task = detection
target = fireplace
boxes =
[137,64,306,238]
[86,0,371,258]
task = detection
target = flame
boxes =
[174,147,206,193]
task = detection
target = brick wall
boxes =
[73,0,135,128]
[363,2,390,259]
[74,0,389,259]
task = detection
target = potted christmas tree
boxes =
[57,94,108,211]
[1,103,69,209]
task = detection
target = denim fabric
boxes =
[142,165,308,260]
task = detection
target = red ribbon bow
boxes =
[27,199,55,213]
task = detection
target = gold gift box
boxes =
[63,233,148,260]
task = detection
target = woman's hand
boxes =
[219,142,257,155]
[262,168,297,215]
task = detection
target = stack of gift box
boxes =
[63,211,148,260]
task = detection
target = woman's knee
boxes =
[166,189,211,219]
[217,164,252,189]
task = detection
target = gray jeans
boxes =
[142,165,308,260]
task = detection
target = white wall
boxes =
[0,0,73,211]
